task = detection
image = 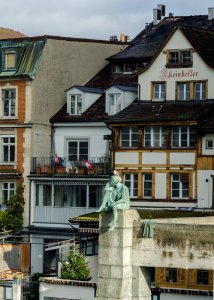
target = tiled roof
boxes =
[65,85,104,93]
[107,15,214,61]
[106,100,214,125]
[105,85,137,92]
[0,27,26,39]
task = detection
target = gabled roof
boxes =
[65,85,104,94]
[106,100,214,125]
[105,85,137,92]
[107,15,214,62]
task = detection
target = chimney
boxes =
[109,35,118,42]
[208,7,214,20]
[157,4,166,17]
[169,12,174,17]
[153,8,162,25]
[119,34,129,42]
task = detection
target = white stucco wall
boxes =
[40,281,96,300]
[160,293,212,300]
[170,153,195,165]
[138,29,214,100]
[115,152,138,165]
[155,173,166,199]
[142,152,166,164]
[54,124,110,158]
[197,170,214,208]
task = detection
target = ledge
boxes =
[40,277,97,287]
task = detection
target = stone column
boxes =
[96,209,139,300]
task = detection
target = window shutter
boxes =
[180,173,189,182]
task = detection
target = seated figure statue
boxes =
[97,173,130,230]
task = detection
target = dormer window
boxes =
[69,94,82,115]
[3,50,16,71]
[108,93,122,115]
[166,49,192,68]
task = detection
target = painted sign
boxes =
[160,68,199,80]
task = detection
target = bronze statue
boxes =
[97,173,130,230]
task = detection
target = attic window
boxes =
[69,94,83,115]
[3,50,16,71]
[166,49,192,68]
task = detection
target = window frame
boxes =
[1,87,17,118]
[166,268,178,283]
[124,173,138,198]
[69,94,83,115]
[143,173,153,198]
[3,50,17,71]
[144,126,167,148]
[197,270,209,285]
[171,126,195,148]
[205,139,213,150]
[171,173,189,199]
[0,135,16,163]
[194,81,206,100]
[107,93,122,115]
[67,139,88,161]
[177,82,190,101]
[152,82,166,100]
[166,49,193,68]
[1,182,15,205]
[120,126,138,148]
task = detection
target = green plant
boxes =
[61,248,91,281]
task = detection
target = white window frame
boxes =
[1,182,15,205]
[171,174,189,199]
[1,87,17,118]
[205,139,213,150]
[143,173,152,198]
[69,94,83,115]
[144,126,166,148]
[121,126,138,147]
[194,82,206,100]
[172,126,195,148]
[108,93,122,115]
[153,83,166,100]
[177,82,190,100]
[124,173,138,198]
[0,135,16,163]
[67,139,88,161]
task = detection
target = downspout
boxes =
[137,83,141,102]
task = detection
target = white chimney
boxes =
[153,8,162,25]
[208,7,214,20]
[157,4,166,17]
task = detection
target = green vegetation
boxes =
[0,184,25,232]
[61,248,91,281]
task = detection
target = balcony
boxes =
[31,156,110,176]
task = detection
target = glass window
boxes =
[2,182,15,205]
[169,52,179,64]
[36,184,52,206]
[205,139,213,149]
[89,185,104,208]
[166,268,178,283]
[168,50,192,66]
[153,83,165,100]
[70,94,82,115]
[108,93,122,115]
[4,51,16,70]
[1,136,15,162]
[144,126,166,148]
[197,270,209,285]
[2,89,16,117]
[181,50,191,64]
[194,82,206,100]
[171,173,189,198]
[124,173,138,197]
[177,83,190,100]
[67,140,88,161]
[172,126,195,148]
[121,127,138,147]
[143,173,152,198]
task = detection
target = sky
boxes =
[1,0,213,40]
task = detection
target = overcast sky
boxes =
[1,0,213,40]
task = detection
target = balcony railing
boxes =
[31,156,110,176]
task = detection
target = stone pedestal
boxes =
[96,209,151,300]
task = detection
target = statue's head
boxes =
[110,175,122,186]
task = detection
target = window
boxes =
[67,140,88,161]
[144,126,166,148]
[152,83,166,100]
[1,182,15,205]
[2,89,16,117]
[172,126,195,148]
[177,83,190,100]
[36,184,52,206]
[1,136,15,162]
[124,173,138,197]
[171,173,189,198]
[88,185,104,208]
[4,51,16,70]
[194,82,206,100]
[205,139,213,149]
[108,93,122,115]
[69,94,83,115]
[121,127,138,147]
[197,270,209,285]
[166,268,178,283]
[113,63,123,73]
[143,173,152,198]
[167,49,192,67]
